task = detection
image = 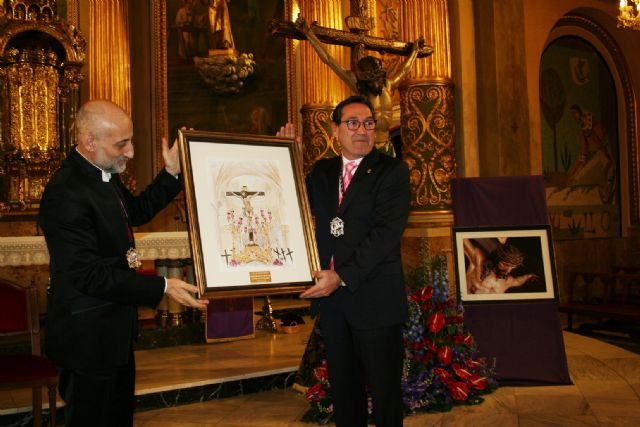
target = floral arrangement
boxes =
[302,240,497,424]
[303,359,334,424]
[401,243,497,413]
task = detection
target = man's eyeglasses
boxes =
[341,119,377,131]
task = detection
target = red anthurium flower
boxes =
[452,335,474,345]
[433,367,450,380]
[448,381,470,401]
[314,365,329,382]
[427,312,445,333]
[452,363,473,380]
[470,375,488,390]
[420,337,435,352]
[437,345,452,365]
[467,358,484,369]
[452,335,465,344]
[419,286,433,301]
[306,383,326,402]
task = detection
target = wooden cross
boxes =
[268,0,432,66]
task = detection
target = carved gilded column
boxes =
[398,0,456,213]
[297,0,351,172]
[87,0,135,189]
[88,0,131,114]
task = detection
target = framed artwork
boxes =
[453,225,558,303]
[179,130,319,298]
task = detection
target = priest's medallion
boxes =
[330,217,344,237]
[126,247,142,269]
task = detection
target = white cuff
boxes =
[163,277,168,293]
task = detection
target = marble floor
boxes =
[133,331,640,427]
[2,313,640,426]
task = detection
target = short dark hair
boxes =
[331,95,375,125]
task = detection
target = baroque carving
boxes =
[0,0,85,219]
[300,107,339,174]
[400,84,456,211]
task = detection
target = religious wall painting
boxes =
[178,130,319,298]
[212,159,288,268]
[540,36,620,239]
[453,225,559,304]
[165,0,287,141]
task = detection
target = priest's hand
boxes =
[162,136,180,176]
[163,126,192,176]
[165,278,209,309]
[300,270,342,298]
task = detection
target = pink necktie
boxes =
[339,161,357,206]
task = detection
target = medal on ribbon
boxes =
[330,216,344,237]
[126,247,142,269]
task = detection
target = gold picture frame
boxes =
[178,130,318,299]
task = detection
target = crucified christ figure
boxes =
[225,185,265,218]
[463,239,539,294]
[295,16,423,156]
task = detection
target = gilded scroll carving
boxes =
[300,107,339,174]
[400,84,455,211]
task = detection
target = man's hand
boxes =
[276,123,297,139]
[165,278,209,309]
[163,126,192,176]
[295,15,311,33]
[162,136,180,176]
[276,122,303,162]
[300,270,342,298]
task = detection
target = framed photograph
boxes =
[453,225,558,303]
[179,130,319,299]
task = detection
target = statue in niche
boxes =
[295,16,424,156]
[208,0,234,51]
[194,0,255,94]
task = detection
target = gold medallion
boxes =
[126,247,142,269]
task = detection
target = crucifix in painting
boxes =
[226,185,265,219]
[269,0,432,156]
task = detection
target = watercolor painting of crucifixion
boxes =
[179,131,319,297]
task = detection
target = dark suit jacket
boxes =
[38,149,182,374]
[306,149,410,330]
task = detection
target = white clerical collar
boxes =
[76,147,111,182]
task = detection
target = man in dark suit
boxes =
[279,95,410,426]
[38,100,208,427]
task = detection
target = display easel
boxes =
[452,176,571,385]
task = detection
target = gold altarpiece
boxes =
[0,0,85,219]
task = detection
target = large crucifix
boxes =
[269,0,433,155]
